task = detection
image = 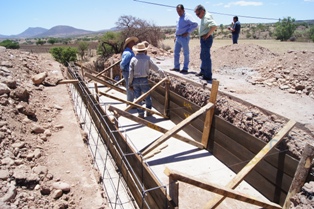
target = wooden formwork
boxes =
[67,67,175,209]
[150,78,299,206]
[68,61,309,208]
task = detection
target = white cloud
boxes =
[224,1,263,8]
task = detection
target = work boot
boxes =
[146,111,153,117]
[138,114,145,119]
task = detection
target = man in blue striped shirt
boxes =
[170,4,198,74]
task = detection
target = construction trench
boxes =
[65,61,312,209]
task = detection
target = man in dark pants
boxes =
[228,16,241,44]
[194,4,217,81]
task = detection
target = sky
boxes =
[1,0,313,35]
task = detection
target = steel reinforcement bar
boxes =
[66,65,175,209]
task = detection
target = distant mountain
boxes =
[34,25,94,38]
[0,25,100,39]
[17,27,48,38]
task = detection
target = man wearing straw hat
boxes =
[129,42,165,118]
[120,36,138,102]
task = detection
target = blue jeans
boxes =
[132,78,152,116]
[200,36,213,79]
[174,36,190,70]
[122,71,134,102]
[232,33,239,44]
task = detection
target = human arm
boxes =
[128,58,135,89]
[120,51,132,70]
[202,25,217,40]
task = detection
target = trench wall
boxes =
[150,81,299,206]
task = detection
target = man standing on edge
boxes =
[170,4,198,74]
[194,4,217,81]
[120,36,138,102]
[228,16,241,44]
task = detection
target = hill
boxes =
[0,25,98,39]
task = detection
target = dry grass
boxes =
[161,39,314,54]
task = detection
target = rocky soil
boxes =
[0,47,106,209]
[1,39,313,208]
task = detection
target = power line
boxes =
[133,0,279,21]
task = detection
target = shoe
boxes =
[170,68,180,71]
[146,112,153,117]
[138,114,144,119]
[202,76,212,81]
[180,70,188,74]
[195,72,203,76]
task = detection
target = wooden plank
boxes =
[168,176,179,208]
[164,79,170,117]
[164,167,282,209]
[93,60,121,78]
[204,120,296,208]
[57,79,78,84]
[213,116,298,178]
[213,142,288,205]
[85,72,126,94]
[108,105,204,149]
[141,102,214,156]
[283,143,314,209]
[99,91,166,118]
[215,129,293,193]
[201,80,219,148]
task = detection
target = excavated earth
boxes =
[0,40,313,208]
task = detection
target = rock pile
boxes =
[0,48,100,209]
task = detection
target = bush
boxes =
[0,40,20,49]
[49,47,77,66]
[274,17,297,41]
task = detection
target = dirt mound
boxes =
[212,43,279,69]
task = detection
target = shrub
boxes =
[49,47,77,66]
[0,40,20,49]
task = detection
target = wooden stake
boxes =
[201,80,219,148]
[204,120,296,209]
[85,72,126,94]
[94,83,99,103]
[164,79,170,117]
[283,143,314,209]
[164,167,282,209]
[87,60,121,82]
[101,92,166,118]
[57,79,79,84]
[108,105,204,149]
[141,102,214,156]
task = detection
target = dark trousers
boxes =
[200,35,213,79]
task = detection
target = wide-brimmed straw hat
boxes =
[132,42,149,52]
[123,36,138,49]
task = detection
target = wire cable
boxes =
[133,0,279,21]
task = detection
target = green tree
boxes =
[36,39,45,45]
[47,38,57,45]
[310,26,314,42]
[97,31,122,58]
[49,47,77,66]
[0,40,20,49]
[274,17,297,41]
[77,41,89,60]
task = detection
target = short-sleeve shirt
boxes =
[199,11,217,37]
